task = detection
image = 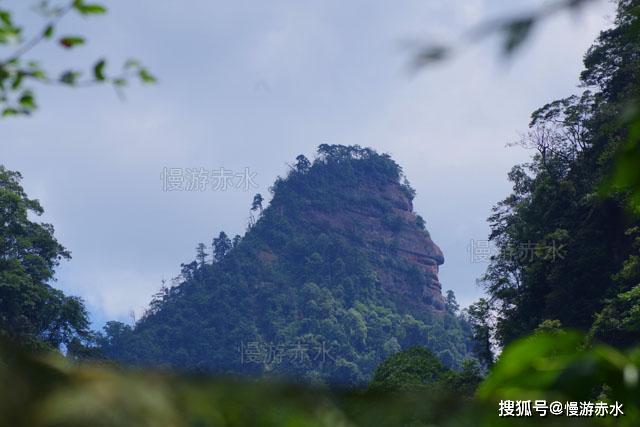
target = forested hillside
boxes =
[96,145,475,385]
[478,0,640,349]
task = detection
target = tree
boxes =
[180,261,197,282]
[589,285,640,348]
[441,359,484,398]
[195,243,208,268]
[0,1,154,118]
[0,166,89,349]
[369,347,449,393]
[251,193,264,214]
[94,320,133,360]
[465,299,494,368]
[480,0,640,348]
[444,290,459,315]
[534,319,564,335]
[588,227,640,348]
[295,155,311,173]
[147,279,169,316]
[212,231,232,262]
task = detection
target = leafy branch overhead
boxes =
[411,0,596,68]
[0,0,156,118]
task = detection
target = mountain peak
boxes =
[261,144,445,311]
[99,145,470,385]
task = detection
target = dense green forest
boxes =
[0,166,90,351]
[475,0,640,354]
[94,145,476,385]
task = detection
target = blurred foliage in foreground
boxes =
[0,1,155,117]
[1,332,638,427]
[415,0,640,215]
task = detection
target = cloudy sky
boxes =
[3,0,614,327]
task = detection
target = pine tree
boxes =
[212,231,232,262]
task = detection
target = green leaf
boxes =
[502,18,535,55]
[31,69,47,81]
[43,24,54,39]
[59,71,81,85]
[0,10,12,27]
[72,0,107,15]
[59,36,85,49]
[2,107,18,117]
[138,68,156,84]
[19,91,36,110]
[93,59,106,81]
[0,13,21,44]
[11,72,24,90]
[124,59,140,69]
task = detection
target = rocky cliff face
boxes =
[379,182,446,311]
[304,177,446,313]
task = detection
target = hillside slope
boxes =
[98,145,473,385]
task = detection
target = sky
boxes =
[2,0,615,328]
